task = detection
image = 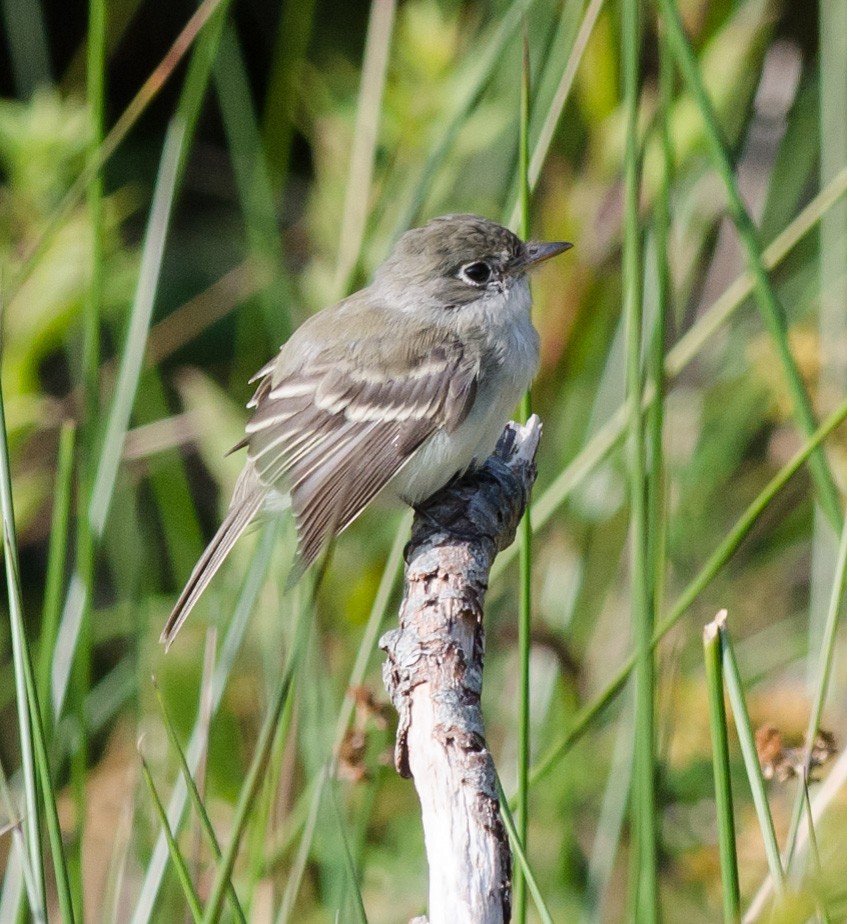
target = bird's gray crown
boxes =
[373,214,527,309]
[378,214,523,279]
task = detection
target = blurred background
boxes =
[1,0,847,920]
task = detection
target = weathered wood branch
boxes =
[380,416,542,924]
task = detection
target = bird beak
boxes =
[522,240,573,270]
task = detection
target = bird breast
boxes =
[389,280,539,505]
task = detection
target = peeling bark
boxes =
[381,416,542,924]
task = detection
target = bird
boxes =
[161,214,571,648]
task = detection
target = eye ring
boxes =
[459,261,493,285]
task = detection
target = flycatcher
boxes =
[161,214,570,647]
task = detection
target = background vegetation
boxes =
[1,0,846,920]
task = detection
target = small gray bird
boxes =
[161,214,570,647]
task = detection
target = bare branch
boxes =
[381,416,542,924]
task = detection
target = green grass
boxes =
[703,613,741,923]
[3,1,847,921]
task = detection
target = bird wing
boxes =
[244,328,479,574]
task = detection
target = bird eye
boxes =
[460,261,492,285]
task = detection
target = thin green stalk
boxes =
[18,630,76,924]
[492,163,847,583]
[657,0,842,533]
[0,380,76,922]
[583,693,635,924]
[138,753,202,924]
[813,0,847,684]
[333,0,397,298]
[244,673,296,916]
[36,421,75,725]
[717,618,784,900]
[152,680,247,923]
[0,757,39,913]
[68,0,108,905]
[526,394,847,789]
[137,374,205,582]
[262,779,315,872]
[703,614,740,923]
[497,777,555,924]
[276,766,326,924]
[200,577,310,924]
[214,22,292,346]
[784,508,847,865]
[329,785,368,924]
[393,0,536,237]
[649,2,673,609]
[261,0,317,191]
[190,631,216,907]
[513,28,532,924]
[274,533,405,919]
[0,357,47,921]
[49,120,185,726]
[89,118,184,535]
[200,650,301,923]
[292,591,350,914]
[622,0,657,917]
[130,525,278,924]
[68,554,90,915]
[174,0,232,184]
[802,774,831,924]
[332,521,406,755]
[507,0,605,228]
[84,0,105,426]
[264,525,406,881]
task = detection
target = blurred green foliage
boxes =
[1,0,847,921]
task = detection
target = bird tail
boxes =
[160,490,265,650]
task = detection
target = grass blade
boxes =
[703,613,741,923]
[152,678,247,923]
[213,22,292,345]
[0,345,47,921]
[392,0,536,237]
[129,524,277,924]
[88,118,184,537]
[83,0,106,424]
[50,120,185,724]
[261,0,317,189]
[333,0,397,298]
[527,393,847,787]
[492,163,847,582]
[513,27,533,924]
[497,776,554,924]
[138,750,203,924]
[506,0,604,227]
[70,0,107,881]
[0,376,76,922]
[272,529,405,915]
[657,0,842,532]
[717,616,785,900]
[583,693,635,923]
[199,621,305,923]
[784,510,847,865]
[0,743,39,918]
[802,775,831,923]
[622,0,657,916]
[328,784,369,924]
[36,421,75,724]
